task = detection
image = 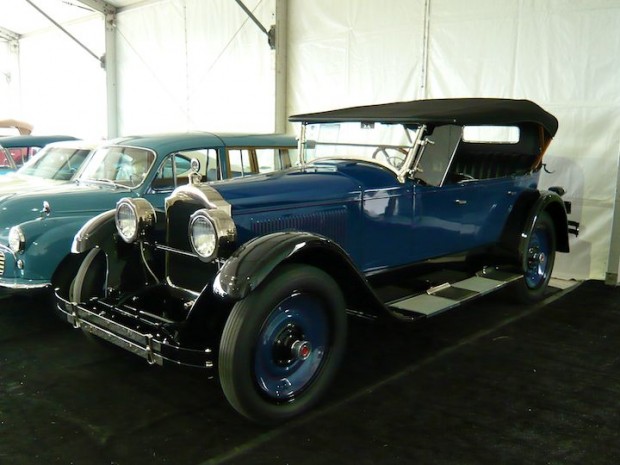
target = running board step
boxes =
[388,269,522,317]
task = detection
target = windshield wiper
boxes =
[81,178,130,189]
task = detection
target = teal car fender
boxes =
[0,214,102,288]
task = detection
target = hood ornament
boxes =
[41,200,51,218]
[189,158,202,185]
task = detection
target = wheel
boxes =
[70,248,108,344]
[70,248,107,303]
[513,212,556,303]
[218,264,347,424]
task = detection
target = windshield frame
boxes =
[298,121,427,183]
[77,144,157,190]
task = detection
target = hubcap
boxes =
[254,293,328,400]
[525,229,551,289]
[291,340,312,360]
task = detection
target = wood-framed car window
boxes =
[226,147,294,177]
[227,148,258,178]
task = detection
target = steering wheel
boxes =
[372,147,406,169]
[452,172,476,183]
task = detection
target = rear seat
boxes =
[450,149,535,181]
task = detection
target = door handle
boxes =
[455,199,467,205]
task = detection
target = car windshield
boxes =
[78,146,155,188]
[301,122,419,171]
[0,146,16,169]
[18,146,92,180]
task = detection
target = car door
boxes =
[411,124,501,261]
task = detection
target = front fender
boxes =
[213,231,384,314]
[72,209,116,253]
[9,215,98,283]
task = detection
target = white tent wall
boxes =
[18,16,106,139]
[115,0,276,135]
[3,0,619,281]
[287,0,427,112]
[425,0,620,282]
[287,0,620,281]
[0,39,21,121]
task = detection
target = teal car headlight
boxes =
[188,208,237,262]
[115,198,156,243]
[8,226,25,254]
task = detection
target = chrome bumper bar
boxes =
[55,292,214,369]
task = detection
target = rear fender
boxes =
[500,189,569,262]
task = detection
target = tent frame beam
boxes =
[234,0,276,49]
[75,0,119,138]
[0,26,20,42]
[24,0,106,66]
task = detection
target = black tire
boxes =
[70,248,108,344]
[513,212,556,303]
[70,248,107,303]
[219,264,346,424]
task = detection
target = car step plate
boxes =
[388,270,522,317]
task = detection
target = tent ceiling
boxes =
[1,0,143,36]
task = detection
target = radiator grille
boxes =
[252,208,348,246]
[0,251,4,275]
[166,200,217,292]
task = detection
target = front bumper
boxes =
[55,291,215,369]
[0,246,50,291]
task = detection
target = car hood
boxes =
[210,160,399,212]
[0,182,134,230]
[0,173,65,196]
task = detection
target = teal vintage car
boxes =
[0,132,297,294]
[0,139,97,196]
[0,134,79,173]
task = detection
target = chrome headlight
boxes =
[115,198,156,243]
[189,214,217,259]
[8,226,25,254]
[188,208,236,262]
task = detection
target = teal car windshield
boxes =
[78,146,155,188]
[0,147,16,169]
[18,146,92,181]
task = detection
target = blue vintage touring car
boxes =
[54,98,578,423]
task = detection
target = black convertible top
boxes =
[290,98,558,137]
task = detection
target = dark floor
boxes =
[1,280,619,465]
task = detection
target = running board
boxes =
[387,268,522,318]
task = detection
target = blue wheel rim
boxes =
[525,226,551,289]
[254,293,329,401]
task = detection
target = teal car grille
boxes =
[0,251,4,275]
